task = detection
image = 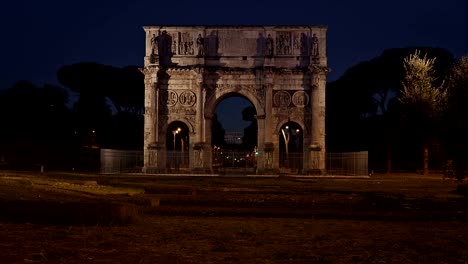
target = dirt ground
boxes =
[1,171,468,263]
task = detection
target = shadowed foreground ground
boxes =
[0,172,467,263]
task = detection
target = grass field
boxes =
[0,172,467,263]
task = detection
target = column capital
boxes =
[140,65,160,75]
[193,66,205,74]
[193,67,205,85]
[309,143,322,151]
[308,65,331,75]
[204,113,214,120]
[147,142,164,150]
[255,114,266,120]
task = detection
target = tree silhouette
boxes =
[327,47,454,172]
[57,62,144,149]
[211,113,226,148]
[241,106,257,151]
[399,51,448,176]
[0,81,73,169]
[444,55,468,180]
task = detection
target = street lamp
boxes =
[295,128,301,150]
[281,126,290,156]
[281,126,291,168]
[172,127,181,151]
[181,137,185,153]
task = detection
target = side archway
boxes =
[165,121,190,171]
[278,121,304,173]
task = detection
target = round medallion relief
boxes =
[167,90,178,106]
[273,91,291,107]
[292,91,309,107]
[179,90,197,106]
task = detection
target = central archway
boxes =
[211,94,258,173]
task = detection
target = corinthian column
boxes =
[142,66,160,173]
[308,65,328,174]
[191,67,206,171]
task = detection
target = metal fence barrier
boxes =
[100,149,368,176]
[166,150,190,172]
[326,151,368,176]
[279,152,304,173]
[100,149,143,174]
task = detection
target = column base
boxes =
[257,168,279,175]
[304,169,326,175]
[143,166,163,174]
[191,168,214,174]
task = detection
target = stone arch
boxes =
[204,87,265,119]
[159,118,194,138]
[165,120,191,171]
[165,120,191,150]
[278,120,304,172]
[203,89,261,152]
[167,117,195,134]
[142,25,328,174]
[275,118,305,136]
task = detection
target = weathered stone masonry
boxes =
[142,26,329,174]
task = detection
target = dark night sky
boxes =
[0,0,466,131]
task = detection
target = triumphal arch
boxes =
[142,25,329,174]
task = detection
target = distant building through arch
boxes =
[224,132,243,145]
[142,25,329,174]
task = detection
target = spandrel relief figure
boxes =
[300,33,310,56]
[196,34,204,56]
[184,41,188,54]
[256,33,266,56]
[150,33,158,55]
[155,30,173,65]
[189,41,194,55]
[266,34,274,56]
[276,35,284,55]
[178,32,194,55]
[206,31,219,56]
[284,34,291,55]
[311,33,319,57]
[170,32,179,55]
[172,41,177,55]
[293,33,300,50]
[156,30,172,57]
[276,32,291,55]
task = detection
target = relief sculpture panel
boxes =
[292,91,309,107]
[143,26,328,173]
[311,33,319,57]
[168,90,178,106]
[273,90,291,107]
[276,32,292,55]
[179,90,197,106]
[179,32,195,55]
[266,34,274,56]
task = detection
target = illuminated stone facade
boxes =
[142,25,329,174]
